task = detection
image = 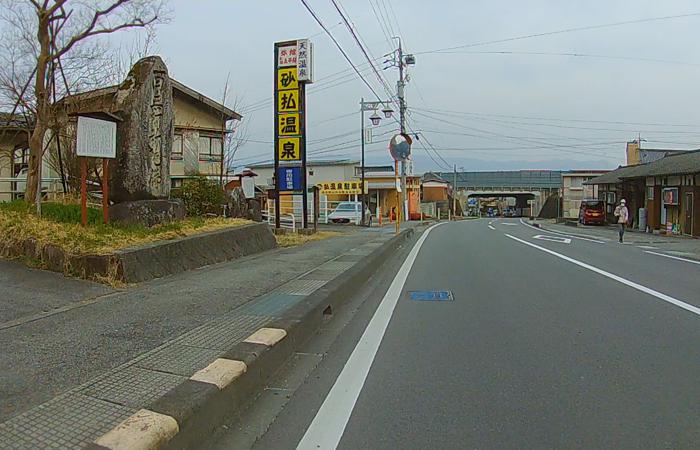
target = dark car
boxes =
[579,199,606,225]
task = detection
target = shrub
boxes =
[174,177,226,217]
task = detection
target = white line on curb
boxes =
[645,250,700,266]
[296,222,447,450]
[505,233,700,317]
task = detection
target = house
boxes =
[586,150,700,236]
[421,172,450,202]
[0,113,31,201]
[560,170,609,219]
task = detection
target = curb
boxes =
[88,228,415,450]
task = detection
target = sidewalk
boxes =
[0,226,402,448]
[531,219,700,262]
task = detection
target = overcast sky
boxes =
[151,0,700,172]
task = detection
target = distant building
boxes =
[421,172,450,202]
[561,170,609,219]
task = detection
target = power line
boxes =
[414,12,700,54]
[420,50,700,67]
[299,0,384,101]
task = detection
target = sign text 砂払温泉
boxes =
[317,181,366,195]
[76,116,117,158]
[274,39,314,228]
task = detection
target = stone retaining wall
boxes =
[0,223,277,284]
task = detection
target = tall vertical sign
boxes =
[274,40,313,229]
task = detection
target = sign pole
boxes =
[80,156,87,227]
[102,158,109,224]
[395,159,400,235]
[300,82,308,229]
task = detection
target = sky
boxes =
[141,0,700,172]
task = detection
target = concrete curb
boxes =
[89,228,416,450]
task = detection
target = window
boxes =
[172,134,183,159]
[647,186,654,200]
[199,134,223,161]
[171,178,183,189]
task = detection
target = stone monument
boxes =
[108,56,184,226]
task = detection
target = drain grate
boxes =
[408,290,454,302]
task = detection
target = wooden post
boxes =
[102,158,109,224]
[80,157,88,227]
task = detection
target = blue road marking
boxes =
[409,291,454,302]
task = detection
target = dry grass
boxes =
[276,231,342,248]
[0,201,251,256]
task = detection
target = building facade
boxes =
[561,170,608,219]
[587,150,700,236]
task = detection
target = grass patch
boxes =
[0,200,252,255]
[275,231,342,248]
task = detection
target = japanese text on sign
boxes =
[317,181,365,195]
[297,39,313,82]
[277,67,298,90]
[278,89,299,112]
[278,166,302,191]
[278,113,300,136]
[278,137,301,161]
[277,45,297,67]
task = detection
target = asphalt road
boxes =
[212,218,700,449]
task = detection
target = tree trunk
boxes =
[25,11,51,205]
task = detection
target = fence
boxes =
[0,177,66,202]
[264,195,366,229]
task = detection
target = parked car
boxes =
[579,199,606,225]
[328,201,371,225]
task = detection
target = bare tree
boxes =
[0,0,168,205]
[219,74,247,185]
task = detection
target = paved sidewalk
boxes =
[531,219,700,262]
[0,226,400,448]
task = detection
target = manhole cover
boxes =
[408,290,454,302]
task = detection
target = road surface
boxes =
[208,218,700,449]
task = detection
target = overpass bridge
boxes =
[435,170,562,216]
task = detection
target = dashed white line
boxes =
[645,250,700,266]
[505,233,700,317]
[296,222,447,450]
[488,225,496,230]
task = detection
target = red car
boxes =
[578,199,606,225]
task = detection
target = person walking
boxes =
[614,198,629,243]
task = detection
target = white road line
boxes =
[519,218,606,244]
[501,223,517,226]
[488,225,496,230]
[296,222,447,450]
[645,250,700,266]
[637,245,657,250]
[505,233,700,317]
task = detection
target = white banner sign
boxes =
[76,116,116,158]
[296,39,313,82]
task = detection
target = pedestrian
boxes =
[614,198,629,243]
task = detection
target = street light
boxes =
[369,112,382,126]
[360,98,394,227]
[382,108,394,118]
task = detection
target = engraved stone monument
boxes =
[108,56,184,226]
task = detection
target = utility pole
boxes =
[395,37,408,224]
[453,164,457,218]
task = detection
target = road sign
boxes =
[278,167,302,191]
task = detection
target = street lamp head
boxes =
[369,112,382,126]
[382,108,394,118]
